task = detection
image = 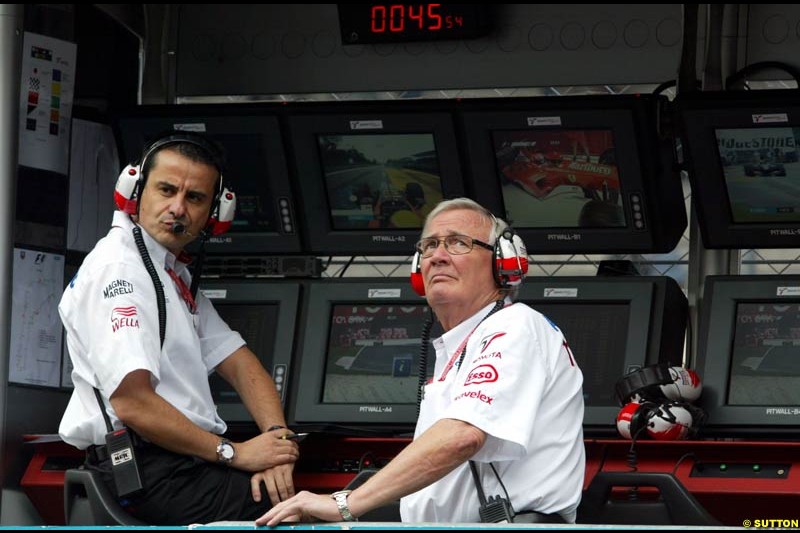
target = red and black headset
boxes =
[410,208,529,296]
[615,363,706,441]
[114,131,236,236]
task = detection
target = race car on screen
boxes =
[499,149,620,200]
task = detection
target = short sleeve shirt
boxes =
[59,211,245,448]
[399,300,585,523]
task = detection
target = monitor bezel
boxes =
[288,279,428,431]
[696,275,800,437]
[677,90,800,249]
[199,279,301,424]
[116,105,303,254]
[287,104,465,255]
[459,95,686,254]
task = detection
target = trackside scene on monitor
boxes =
[696,276,800,437]
[288,104,465,255]
[459,95,687,254]
[678,89,800,249]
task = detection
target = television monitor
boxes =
[289,276,686,436]
[199,280,301,425]
[287,102,465,255]
[116,105,302,254]
[459,95,686,254]
[696,275,800,437]
[677,90,800,249]
[517,276,687,435]
[288,279,434,432]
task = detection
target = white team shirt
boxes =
[59,211,245,448]
[400,300,585,523]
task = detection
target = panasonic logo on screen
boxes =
[777,287,800,297]
[528,116,562,126]
[369,288,401,298]
[752,113,788,124]
[543,288,578,298]
[350,120,384,130]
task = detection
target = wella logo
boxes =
[111,306,139,333]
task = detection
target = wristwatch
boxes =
[330,489,356,521]
[216,438,235,465]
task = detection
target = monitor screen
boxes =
[678,90,800,249]
[713,127,800,224]
[288,104,465,255]
[492,128,625,229]
[199,280,301,425]
[289,279,432,432]
[321,303,430,405]
[460,95,686,254]
[117,105,302,254]
[697,275,800,436]
[317,133,443,231]
[517,276,687,435]
[728,302,800,406]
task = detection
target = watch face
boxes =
[221,443,234,460]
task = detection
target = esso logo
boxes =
[465,364,499,386]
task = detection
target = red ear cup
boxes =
[410,252,425,296]
[493,229,528,288]
[617,400,700,441]
[207,188,236,235]
[114,165,141,214]
[615,401,643,440]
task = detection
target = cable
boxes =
[338,256,356,277]
[416,314,434,416]
[489,463,511,502]
[133,225,166,348]
[672,452,699,476]
[726,61,800,91]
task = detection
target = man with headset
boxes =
[257,197,585,525]
[59,131,298,524]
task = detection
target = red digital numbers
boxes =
[370,4,448,34]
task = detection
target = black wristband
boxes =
[267,425,286,432]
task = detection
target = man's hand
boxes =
[251,463,295,505]
[255,491,342,526]
[234,431,299,472]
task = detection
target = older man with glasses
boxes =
[257,197,585,526]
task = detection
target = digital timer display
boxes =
[337,4,492,45]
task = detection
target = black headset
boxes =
[410,212,529,297]
[114,131,236,235]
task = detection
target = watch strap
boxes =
[331,489,355,521]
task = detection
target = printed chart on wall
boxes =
[18,32,77,175]
[9,248,64,387]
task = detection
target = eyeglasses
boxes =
[415,234,494,258]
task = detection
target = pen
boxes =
[280,432,309,442]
